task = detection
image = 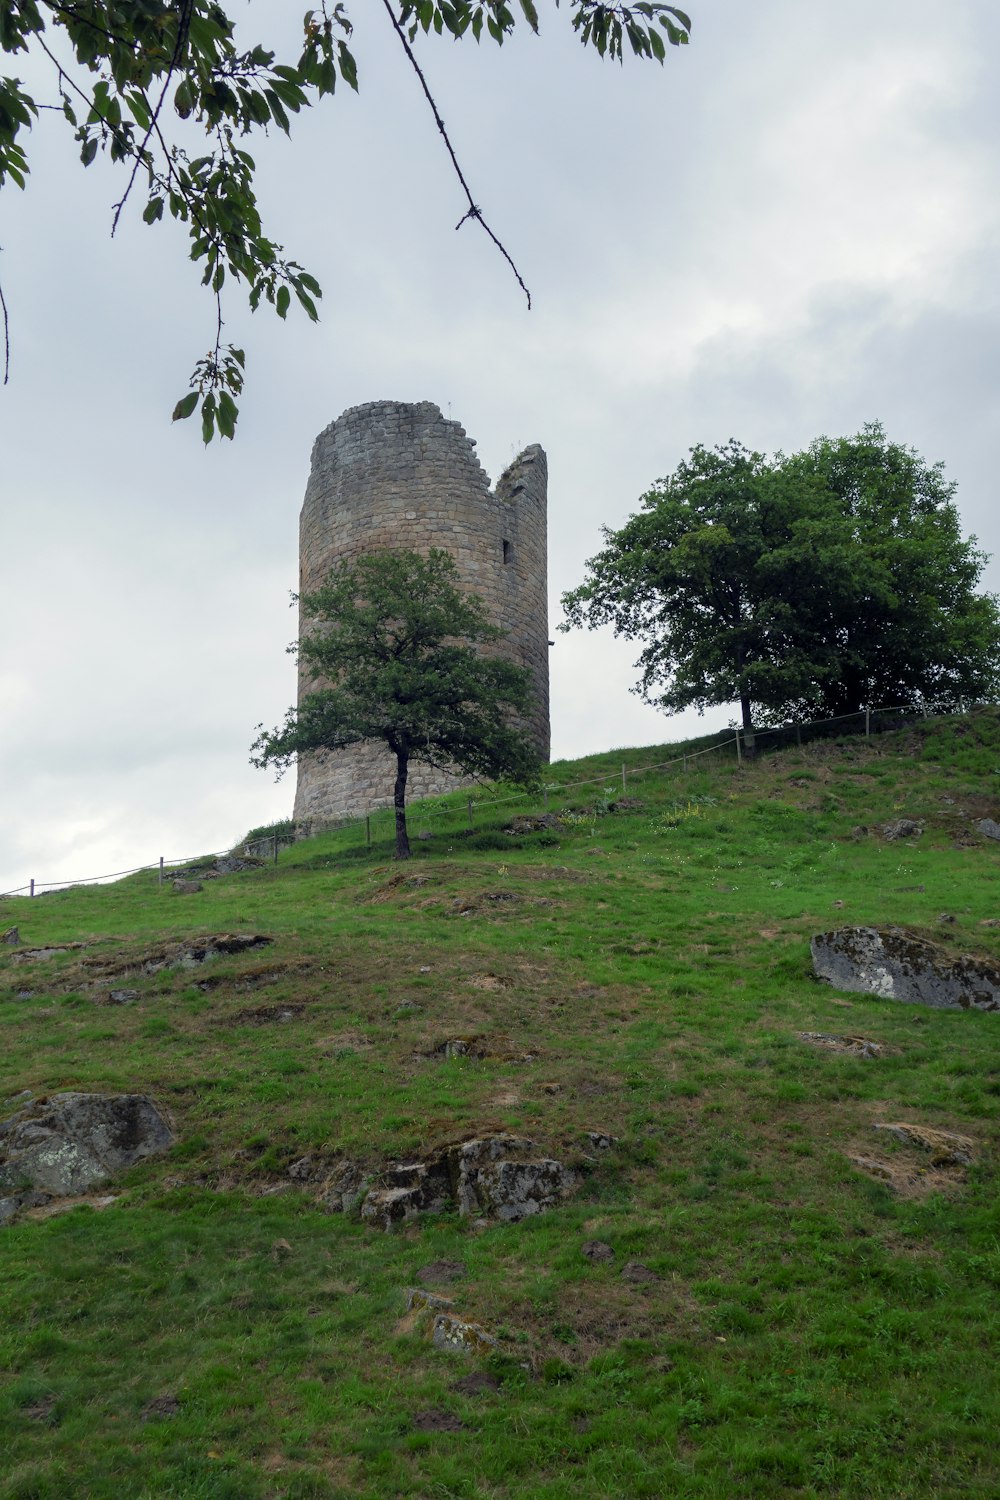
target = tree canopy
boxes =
[560,423,1000,745]
[0,1,691,437]
[251,547,541,858]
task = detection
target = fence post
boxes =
[273,834,279,865]
[467,796,474,829]
[621,762,627,795]
[365,811,371,847]
[735,729,742,766]
[543,785,548,809]
[158,856,164,887]
[29,878,35,898]
[865,706,871,740]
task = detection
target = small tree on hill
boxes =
[251,549,541,859]
[560,424,1000,747]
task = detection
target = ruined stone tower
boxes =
[292,400,549,826]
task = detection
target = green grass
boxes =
[2,711,1000,1497]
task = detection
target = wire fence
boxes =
[2,699,991,898]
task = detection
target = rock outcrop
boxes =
[323,1133,578,1230]
[0,1092,174,1223]
[811,927,1000,1011]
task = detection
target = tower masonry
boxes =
[293,400,549,826]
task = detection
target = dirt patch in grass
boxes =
[362,872,438,903]
[412,1408,465,1432]
[194,961,306,993]
[468,974,514,992]
[314,1031,375,1054]
[847,1120,978,1198]
[226,1002,307,1026]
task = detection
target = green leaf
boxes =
[217,391,238,439]
[201,394,217,445]
[172,392,199,422]
[142,196,164,224]
[80,136,98,167]
[276,285,291,319]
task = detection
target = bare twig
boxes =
[0,271,10,384]
[379,0,531,310]
[111,0,195,235]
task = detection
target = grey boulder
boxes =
[0,1093,174,1200]
[811,927,1000,1012]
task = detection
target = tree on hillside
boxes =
[250,548,541,859]
[0,1,691,437]
[560,425,1000,747]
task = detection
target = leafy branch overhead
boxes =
[0,1,691,436]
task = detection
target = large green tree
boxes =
[560,424,1000,746]
[0,1,691,437]
[251,548,540,859]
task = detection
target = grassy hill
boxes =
[2,712,1000,1499]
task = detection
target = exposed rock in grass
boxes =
[172,880,203,894]
[361,1159,452,1229]
[28,1193,118,1220]
[882,818,923,841]
[811,927,1000,1011]
[0,1093,173,1218]
[2,926,19,945]
[800,1031,885,1058]
[978,818,1000,841]
[103,988,140,1006]
[0,1190,51,1224]
[873,1121,976,1166]
[585,1132,618,1150]
[316,1160,371,1214]
[405,1287,455,1313]
[331,1133,577,1230]
[432,1314,498,1356]
[11,943,87,963]
[229,1003,305,1025]
[504,814,562,834]
[434,1035,537,1063]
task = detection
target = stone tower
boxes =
[292,400,549,826]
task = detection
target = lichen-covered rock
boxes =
[811,927,1000,1011]
[1,926,19,945]
[978,818,1000,842]
[458,1156,576,1222]
[315,1160,370,1215]
[361,1159,450,1230]
[431,1314,498,1357]
[882,819,923,841]
[0,1093,173,1208]
[172,880,203,895]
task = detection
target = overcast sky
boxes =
[2,0,998,894]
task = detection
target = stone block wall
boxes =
[292,400,549,826]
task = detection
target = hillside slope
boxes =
[2,713,1000,1499]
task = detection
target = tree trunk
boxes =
[393,750,411,860]
[740,691,756,758]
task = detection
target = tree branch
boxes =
[0,271,10,385]
[379,0,531,310]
